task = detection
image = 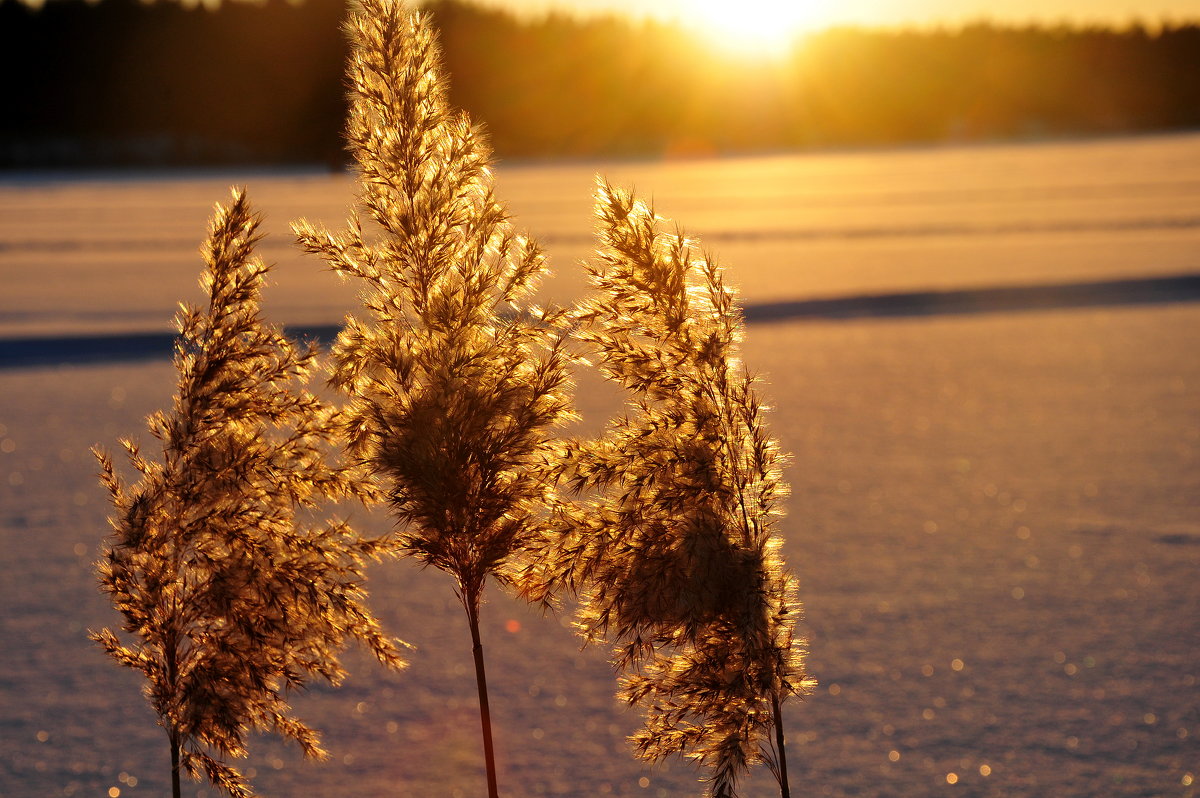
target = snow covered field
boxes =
[1,132,1198,797]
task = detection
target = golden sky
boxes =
[476,0,1200,29]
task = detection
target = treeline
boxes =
[1,0,347,166]
[4,0,1199,167]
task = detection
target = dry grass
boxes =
[294,3,575,795]
[91,189,406,798]
[523,182,812,797]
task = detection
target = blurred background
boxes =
[1,1,1198,797]
[2,0,1200,168]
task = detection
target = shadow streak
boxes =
[2,274,1198,370]
[744,273,1200,324]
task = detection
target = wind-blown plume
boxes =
[92,189,408,798]
[526,180,812,798]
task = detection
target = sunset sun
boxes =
[680,0,830,55]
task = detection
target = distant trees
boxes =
[0,0,347,165]
[3,0,1199,166]
[91,189,407,798]
[787,23,1200,144]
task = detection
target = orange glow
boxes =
[675,0,830,55]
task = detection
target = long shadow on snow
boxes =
[2,273,1198,370]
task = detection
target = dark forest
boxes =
[3,0,1199,167]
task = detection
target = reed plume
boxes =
[526,180,812,798]
[92,189,408,798]
[294,3,574,796]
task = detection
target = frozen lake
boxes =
[2,131,1199,338]
[1,132,1198,797]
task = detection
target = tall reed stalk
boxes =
[92,189,407,798]
[526,181,812,798]
[295,3,574,795]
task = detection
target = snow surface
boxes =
[1,133,1198,797]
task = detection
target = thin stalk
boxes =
[771,692,791,798]
[170,729,181,798]
[464,594,500,798]
[166,629,182,798]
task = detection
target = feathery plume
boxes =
[526,180,812,798]
[92,188,408,798]
[294,4,574,796]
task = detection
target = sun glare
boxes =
[679,0,828,56]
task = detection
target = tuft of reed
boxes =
[92,189,408,798]
[294,3,575,796]
[525,180,814,798]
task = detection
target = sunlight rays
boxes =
[674,0,832,55]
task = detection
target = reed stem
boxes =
[772,692,791,798]
[465,595,500,798]
[170,731,181,798]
